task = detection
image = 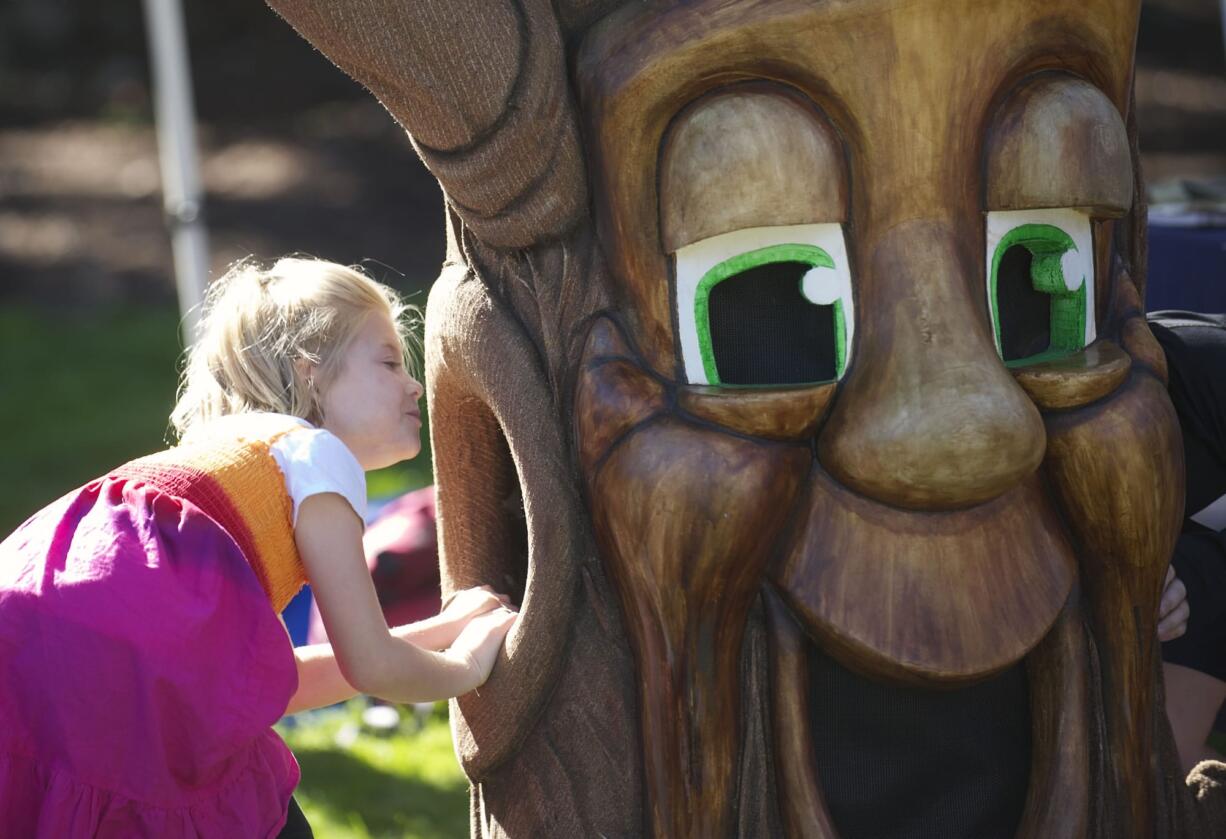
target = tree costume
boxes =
[268,1,1226,835]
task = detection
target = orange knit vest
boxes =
[110,413,309,613]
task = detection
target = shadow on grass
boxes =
[293,746,469,838]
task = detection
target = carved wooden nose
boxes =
[818,221,1045,510]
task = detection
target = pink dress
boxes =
[0,469,301,835]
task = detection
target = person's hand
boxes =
[441,585,512,625]
[448,606,517,693]
[389,585,514,651]
[1158,564,1190,642]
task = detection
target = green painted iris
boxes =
[694,243,846,386]
[988,224,1087,367]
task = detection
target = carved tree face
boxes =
[268,0,1191,832]
[572,0,1181,832]
[575,0,1155,678]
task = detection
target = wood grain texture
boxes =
[1042,370,1185,837]
[553,0,626,37]
[678,382,837,441]
[582,408,809,837]
[660,86,846,252]
[471,567,643,837]
[1011,339,1131,410]
[427,266,595,777]
[575,320,668,476]
[735,603,787,837]
[817,220,1047,510]
[1121,315,1168,382]
[986,75,1134,216]
[1017,595,1090,839]
[764,587,841,839]
[455,213,614,410]
[772,469,1075,686]
[1114,269,1169,383]
[577,0,1140,372]
[575,317,839,450]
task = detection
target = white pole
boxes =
[142,0,210,344]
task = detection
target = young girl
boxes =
[0,258,516,838]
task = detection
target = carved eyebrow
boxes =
[660,88,847,253]
[985,77,1133,217]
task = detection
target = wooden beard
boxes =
[268,0,1213,836]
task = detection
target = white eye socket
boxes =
[985,208,1095,366]
[674,223,856,386]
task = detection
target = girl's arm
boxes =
[285,640,362,715]
[289,492,515,708]
[283,587,511,715]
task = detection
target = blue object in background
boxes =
[1146,223,1226,313]
[282,586,313,647]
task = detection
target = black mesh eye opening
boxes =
[706,260,839,385]
[995,245,1052,363]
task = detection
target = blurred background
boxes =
[0,0,1223,836]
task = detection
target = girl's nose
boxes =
[407,375,424,401]
[818,220,1046,510]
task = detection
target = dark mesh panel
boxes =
[996,246,1051,362]
[707,261,837,384]
[809,646,1031,839]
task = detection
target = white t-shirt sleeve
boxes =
[269,427,368,526]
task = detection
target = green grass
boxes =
[278,702,470,839]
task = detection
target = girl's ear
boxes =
[293,355,325,424]
[292,356,316,388]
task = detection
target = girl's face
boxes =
[317,309,423,471]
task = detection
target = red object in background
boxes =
[307,486,441,644]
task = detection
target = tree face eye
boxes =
[699,249,844,385]
[675,224,855,387]
[986,209,1095,367]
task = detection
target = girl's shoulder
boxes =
[263,416,368,527]
[176,411,367,527]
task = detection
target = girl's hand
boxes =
[416,586,513,650]
[388,585,514,652]
[448,606,518,692]
[1158,564,1190,643]
[442,585,513,625]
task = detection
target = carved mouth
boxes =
[771,466,1077,686]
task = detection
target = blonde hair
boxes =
[171,257,419,440]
